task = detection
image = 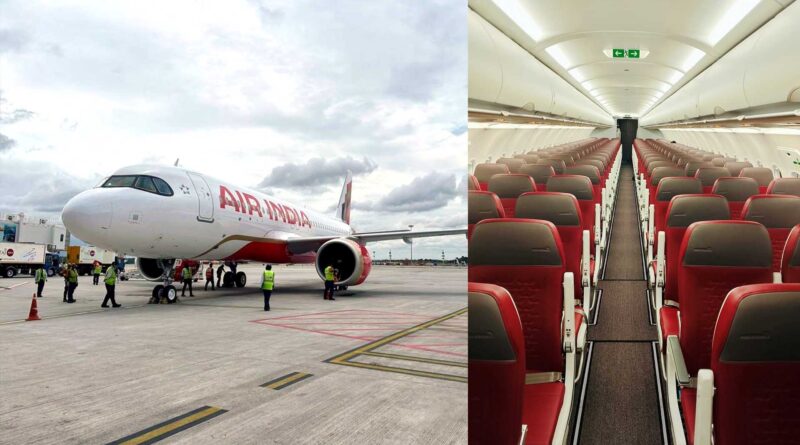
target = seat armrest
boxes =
[667,335,691,387]
[594,204,601,246]
[563,272,575,354]
[519,424,528,445]
[694,370,714,445]
[773,272,782,283]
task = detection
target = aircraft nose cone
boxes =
[62,190,113,247]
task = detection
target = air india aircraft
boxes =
[62,164,465,301]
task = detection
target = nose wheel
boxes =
[149,260,179,304]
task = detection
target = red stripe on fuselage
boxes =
[225,240,315,264]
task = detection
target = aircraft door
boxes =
[187,173,214,222]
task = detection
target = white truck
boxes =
[67,246,117,275]
[0,242,58,278]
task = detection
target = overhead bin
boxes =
[468,10,612,126]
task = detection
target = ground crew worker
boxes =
[205,263,215,291]
[61,264,69,302]
[216,263,224,288]
[261,265,275,311]
[34,266,47,298]
[323,264,335,301]
[92,262,102,285]
[180,265,194,297]
[101,265,121,308]
[66,265,78,303]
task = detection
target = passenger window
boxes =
[153,177,173,196]
[102,176,137,187]
[134,176,158,193]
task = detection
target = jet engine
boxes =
[315,238,372,286]
[136,258,176,281]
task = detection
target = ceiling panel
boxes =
[470,0,794,119]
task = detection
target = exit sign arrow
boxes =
[613,48,625,58]
[627,49,640,58]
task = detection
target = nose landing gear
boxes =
[149,259,179,304]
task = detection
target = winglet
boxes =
[336,170,353,224]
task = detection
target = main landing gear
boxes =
[221,262,246,288]
[149,259,178,304]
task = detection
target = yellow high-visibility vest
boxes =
[35,268,46,283]
[262,270,275,291]
[105,267,117,286]
[182,267,192,280]
[324,266,335,281]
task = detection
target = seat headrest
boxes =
[646,160,676,175]
[470,219,563,266]
[667,194,730,227]
[540,159,566,174]
[694,167,731,186]
[496,158,525,173]
[546,175,594,200]
[468,284,519,361]
[656,177,703,202]
[682,221,772,267]
[715,284,800,362]
[739,167,774,186]
[515,192,582,226]
[767,178,800,196]
[467,175,480,191]
[685,161,713,177]
[723,161,753,177]
[785,225,800,267]
[519,164,556,184]
[576,159,605,172]
[474,163,510,183]
[742,195,800,228]
[564,165,601,184]
[516,154,539,164]
[711,177,759,201]
[468,191,503,224]
[650,167,686,186]
[487,174,536,198]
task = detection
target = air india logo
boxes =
[6,249,13,257]
[90,250,96,256]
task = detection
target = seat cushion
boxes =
[681,388,697,445]
[659,306,679,349]
[522,382,565,445]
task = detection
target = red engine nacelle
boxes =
[315,238,372,286]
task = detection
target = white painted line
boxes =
[0,281,30,290]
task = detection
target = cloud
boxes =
[0,28,29,53]
[0,133,16,151]
[257,156,377,190]
[0,108,35,124]
[0,161,99,215]
[360,171,461,213]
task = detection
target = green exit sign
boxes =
[612,48,641,58]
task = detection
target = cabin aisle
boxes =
[578,164,663,444]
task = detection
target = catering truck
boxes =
[0,242,60,278]
[66,245,116,275]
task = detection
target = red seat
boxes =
[468,282,526,445]
[516,154,539,164]
[723,161,753,177]
[519,164,556,191]
[711,177,759,219]
[739,167,774,194]
[708,284,800,445]
[741,194,800,270]
[685,161,713,178]
[540,159,566,175]
[468,191,505,240]
[767,177,800,197]
[694,167,730,194]
[677,221,773,375]
[653,178,703,236]
[488,174,537,218]
[522,382,564,445]
[467,174,480,191]
[546,175,596,237]
[781,224,800,283]
[576,159,606,179]
[564,165,602,202]
[474,163,510,190]
[662,195,730,302]
[497,157,525,174]
[649,167,684,204]
[516,192,584,299]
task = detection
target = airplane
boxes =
[467,1,800,444]
[62,164,465,302]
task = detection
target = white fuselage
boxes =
[62,165,352,263]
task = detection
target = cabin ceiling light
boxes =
[546,44,573,69]
[680,47,706,72]
[493,0,544,41]
[568,68,588,83]
[665,70,684,86]
[708,0,761,46]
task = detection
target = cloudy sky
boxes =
[0,0,466,259]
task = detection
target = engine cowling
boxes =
[315,238,372,286]
[136,258,176,281]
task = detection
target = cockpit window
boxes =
[101,175,173,196]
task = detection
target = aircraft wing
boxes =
[285,228,466,255]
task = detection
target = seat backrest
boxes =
[664,195,730,300]
[468,219,566,373]
[711,177,759,219]
[654,177,703,235]
[468,191,505,239]
[467,174,480,191]
[723,161,753,177]
[576,159,605,176]
[647,160,676,176]
[782,225,800,283]
[767,177,800,197]
[695,167,731,192]
[488,174,537,218]
[742,195,800,270]
[685,161,713,177]
[468,282,525,445]
[650,167,685,187]
[496,157,525,173]
[678,221,773,375]
[710,283,800,445]
[546,175,595,234]
[516,154,539,164]
[516,192,583,298]
[540,159,566,174]
[739,167,774,192]
[474,163,510,190]
[519,164,556,191]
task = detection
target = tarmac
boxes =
[0,264,467,444]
